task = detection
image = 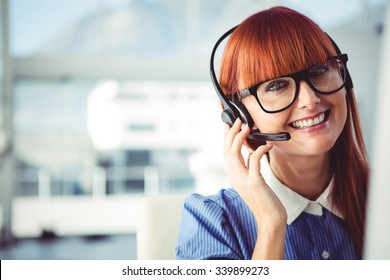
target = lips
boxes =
[289,110,330,129]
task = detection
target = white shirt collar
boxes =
[261,156,343,225]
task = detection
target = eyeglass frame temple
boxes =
[326,33,353,89]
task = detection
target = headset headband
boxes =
[209,26,239,125]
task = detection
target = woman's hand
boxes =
[223,119,287,259]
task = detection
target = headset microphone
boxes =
[246,132,290,141]
[209,26,291,142]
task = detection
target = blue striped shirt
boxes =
[176,158,357,260]
[176,189,357,259]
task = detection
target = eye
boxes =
[265,79,289,92]
[310,65,329,77]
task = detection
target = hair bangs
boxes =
[220,6,337,95]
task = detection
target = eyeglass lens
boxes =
[256,58,346,112]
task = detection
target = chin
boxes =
[272,140,332,158]
[300,140,336,156]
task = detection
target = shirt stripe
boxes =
[176,189,357,260]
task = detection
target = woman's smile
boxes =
[288,110,330,130]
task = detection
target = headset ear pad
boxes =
[231,100,254,129]
[220,107,236,126]
[232,100,266,150]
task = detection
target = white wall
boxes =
[364,1,390,259]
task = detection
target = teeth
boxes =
[291,113,326,129]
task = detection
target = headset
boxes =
[209,25,353,142]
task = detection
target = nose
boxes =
[296,81,321,110]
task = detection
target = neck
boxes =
[268,150,332,201]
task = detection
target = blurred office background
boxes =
[0,0,387,259]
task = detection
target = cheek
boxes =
[253,113,290,133]
[330,93,348,127]
[243,98,290,132]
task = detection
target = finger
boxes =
[246,150,253,167]
[224,123,251,183]
[224,123,230,134]
[226,123,249,166]
[248,144,273,177]
[223,118,242,152]
[230,124,250,154]
[225,125,251,177]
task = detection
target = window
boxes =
[4,0,386,240]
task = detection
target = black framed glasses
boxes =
[236,54,349,113]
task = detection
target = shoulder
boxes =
[177,188,250,260]
[183,188,243,216]
[180,188,251,237]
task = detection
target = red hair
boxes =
[219,6,369,258]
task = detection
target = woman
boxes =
[176,6,369,260]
